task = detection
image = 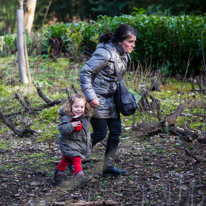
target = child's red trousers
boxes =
[56,155,82,175]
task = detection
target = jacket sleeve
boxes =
[58,115,74,135]
[80,47,111,101]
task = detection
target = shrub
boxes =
[2,14,206,76]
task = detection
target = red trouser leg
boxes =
[56,155,71,171]
[70,156,82,175]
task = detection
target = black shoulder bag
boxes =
[114,60,137,116]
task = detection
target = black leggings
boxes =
[90,117,122,146]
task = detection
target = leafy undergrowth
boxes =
[0,128,206,206]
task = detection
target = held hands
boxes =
[90,97,100,108]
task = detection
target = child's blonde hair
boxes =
[63,93,92,117]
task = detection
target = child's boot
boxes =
[75,171,92,188]
[52,169,64,185]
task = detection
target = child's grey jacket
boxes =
[58,109,91,159]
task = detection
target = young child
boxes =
[52,93,92,187]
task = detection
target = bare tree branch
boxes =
[0,107,37,137]
[36,86,52,103]
[165,103,185,124]
[71,84,78,94]
[65,88,71,99]
[14,93,30,112]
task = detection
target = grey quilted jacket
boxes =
[58,109,91,159]
[80,42,129,119]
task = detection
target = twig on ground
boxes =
[185,148,206,163]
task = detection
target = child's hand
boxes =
[72,121,82,128]
[72,121,82,132]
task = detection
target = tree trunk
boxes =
[24,0,37,34]
[17,9,29,84]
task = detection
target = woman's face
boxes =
[119,34,136,53]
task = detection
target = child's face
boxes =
[72,98,85,117]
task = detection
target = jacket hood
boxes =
[96,42,130,61]
[58,106,66,116]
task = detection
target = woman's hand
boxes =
[90,97,100,108]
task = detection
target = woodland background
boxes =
[1,0,206,34]
[0,0,206,206]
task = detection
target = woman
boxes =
[80,24,137,177]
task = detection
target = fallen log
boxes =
[170,125,200,141]
[170,125,206,144]
[132,122,163,137]
[54,200,119,206]
[132,103,185,135]
[133,101,205,143]
[0,107,37,137]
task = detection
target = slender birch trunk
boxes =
[17,8,29,84]
[24,0,37,34]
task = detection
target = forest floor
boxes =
[0,126,206,206]
[0,57,206,205]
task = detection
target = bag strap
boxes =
[97,44,126,82]
[114,54,123,82]
[96,45,120,79]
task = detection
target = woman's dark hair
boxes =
[99,24,137,44]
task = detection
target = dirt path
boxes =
[0,129,206,206]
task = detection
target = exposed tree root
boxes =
[0,86,79,137]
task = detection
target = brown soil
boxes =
[0,129,206,206]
